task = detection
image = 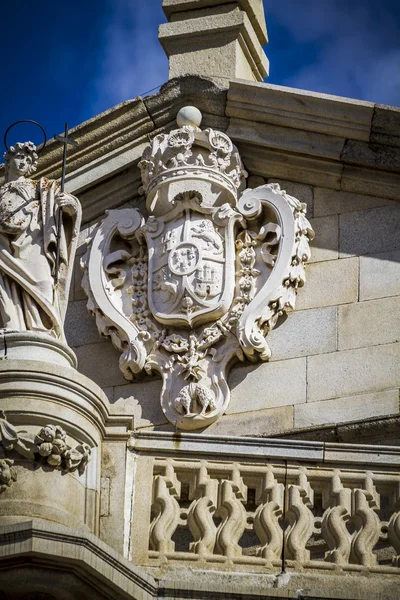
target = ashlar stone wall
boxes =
[64,180,400,438]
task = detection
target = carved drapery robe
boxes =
[0,176,81,339]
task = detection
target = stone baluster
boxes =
[284,468,314,564]
[388,484,400,567]
[215,468,247,559]
[187,463,218,556]
[149,463,181,553]
[322,471,352,565]
[253,468,284,563]
[350,474,381,567]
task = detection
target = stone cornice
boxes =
[1,75,399,226]
[131,430,400,466]
[0,520,157,599]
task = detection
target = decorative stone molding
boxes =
[82,107,314,430]
[0,411,91,491]
[129,432,400,574]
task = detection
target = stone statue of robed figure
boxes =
[0,141,81,340]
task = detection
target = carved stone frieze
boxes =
[82,107,314,430]
[0,411,91,490]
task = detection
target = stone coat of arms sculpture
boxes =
[82,107,314,430]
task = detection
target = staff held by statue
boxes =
[54,123,77,284]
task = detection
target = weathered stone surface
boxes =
[0,520,157,600]
[227,79,374,140]
[162,0,268,47]
[207,405,293,436]
[237,142,343,189]
[341,139,400,172]
[339,204,400,257]
[227,117,346,160]
[268,307,337,361]
[313,187,397,217]
[341,164,400,201]
[112,379,166,429]
[308,215,339,262]
[371,104,400,148]
[159,10,269,82]
[267,178,314,216]
[227,357,306,413]
[296,257,358,310]
[307,342,400,403]
[99,442,128,554]
[360,248,400,300]
[338,296,400,350]
[65,300,105,348]
[294,390,399,429]
[75,342,128,388]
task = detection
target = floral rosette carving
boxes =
[0,411,91,491]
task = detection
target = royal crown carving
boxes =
[82,107,314,430]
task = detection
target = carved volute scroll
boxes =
[284,469,314,563]
[149,463,181,553]
[321,471,352,565]
[253,468,284,563]
[82,107,314,430]
[187,463,218,556]
[350,475,381,567]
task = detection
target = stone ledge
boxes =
[227,79,374,141]
[268,412,400,446]
[0,519,157,600]
[162,0,268,46]
[131,430,400,466]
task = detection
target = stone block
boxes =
[162,0,268,47]
[159,10,269,82]
[65,300,104,348]
[267,178,313,216]
[338,297,400,350]
[75,342,128,388]
[339,205,400,257]
[360,248,400,300]
[227,79,374,140]
[268,307,337,361]
[313,187,397,217]
[238,141,343,190]
[307,342,400,403]
[308,215,338,263]
[341,164,400,201]
[294,390,399,429]
[112,379,166,429]
[341,139,400,172]
[227,357,306,414]
[371,104,400,148]
[227,118,345,160]
[296,257,358,310]
[207,405,293,436]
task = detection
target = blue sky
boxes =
[1,0,400,150]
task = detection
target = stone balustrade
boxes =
[129,432,400,576]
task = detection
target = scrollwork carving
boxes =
[82,108,314,430]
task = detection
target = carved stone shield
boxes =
[143,204,241,328]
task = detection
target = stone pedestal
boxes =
[0,332,110,534]
[159,0,269,82]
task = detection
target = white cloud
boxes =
[88,0,168,115]
[264,0,400,106]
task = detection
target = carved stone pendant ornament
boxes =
[82,107,314,430]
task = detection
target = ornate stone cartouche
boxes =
[82,107,314,430]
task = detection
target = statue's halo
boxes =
[3,120,47,153]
